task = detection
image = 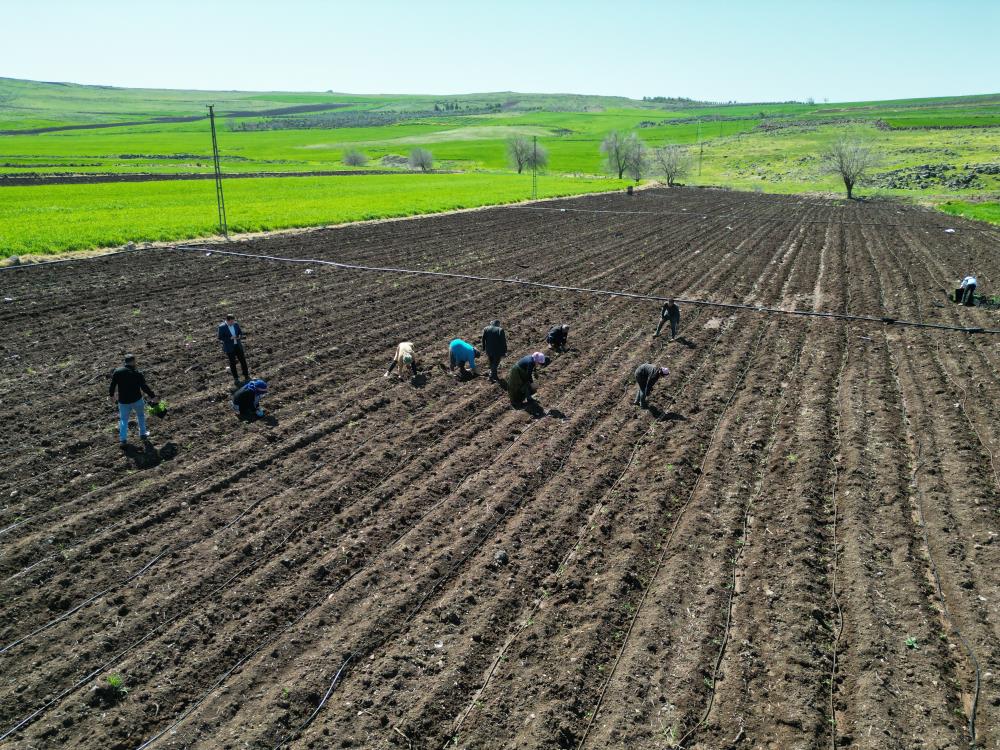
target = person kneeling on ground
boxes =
[232,378,269,419]
[508,351,549,407]
[634,363,670,409]
[481,319,508,382]
[958,274,978,306]
[654,299,681,339]
[547,323,570,352]
[385,341,418,380]
[109,353,158,447]
[448,338,480,378]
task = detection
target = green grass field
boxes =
[0,173,626,256]
[2,78,998,257]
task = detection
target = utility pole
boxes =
[208,105,228,238]
[531,136,538,200]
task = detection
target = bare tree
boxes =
[652,145,693,186]
[408,148,433,172]
[624,133,648,182]
[507,136,532,173]
[525,140,549,172]
[601,131,630,179]
[342,148,368,167]
[822,135,880,199]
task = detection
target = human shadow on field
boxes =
[648,405,688,422]
[546,408,567,420]
[122,440,179,469]
[674,336,697,349]
[410,373,429,388]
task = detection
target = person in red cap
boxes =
[634,363,670,408]
[508,351,549,407]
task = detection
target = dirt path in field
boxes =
[0,188,997,749]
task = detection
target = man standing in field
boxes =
[654,299,681,340]
[109,354,158,447]
[634,363,669,409]
[508,352,548,407]
[547,324,570,353]
[481,319,508,382]
[448,338,480,378]
[384,341,418,380]
[217,313,250,385]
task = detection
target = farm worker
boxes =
[109,354,157,446]
[481,319,508,382]
[959,275,978,306]
[508,352,549,406]
[634,363,670,408]
[547,324,570,352]
[232,378,269,419]
[448,338,479,377]
[217,313,250,385]
[654,299,681,339]
[384,341,418,379]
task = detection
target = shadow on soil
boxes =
[122,440,179,469]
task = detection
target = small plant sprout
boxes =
[107,673,129,696]
[905,636,919,650]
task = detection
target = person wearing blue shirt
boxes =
[448,338,480,378]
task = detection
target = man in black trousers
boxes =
[654,299,681,339]
[481,319,508,382]
[218,313,250,385]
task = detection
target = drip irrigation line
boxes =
[170,245,1000,336]
[506,205,1000,235]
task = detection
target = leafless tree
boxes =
[652,145,693,186]
[408,148,433,172]
[507,136,532,173]
[822,135,880,199]
[624,133,648,181]
[601,131,630,179]
[342,148,368,167]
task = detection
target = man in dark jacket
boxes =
[109,354,157,446]
[547,324,570,352]
[481,319,508,382]
[508,352,548,406]
[634,363,670,408]
[654,299,681,339]
[218,313,250,384]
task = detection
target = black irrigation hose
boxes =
[507,205,1000,235]
[169,244,1000,335]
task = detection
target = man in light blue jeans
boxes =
[109,354,158,447]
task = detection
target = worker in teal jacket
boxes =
[448,338,480,377]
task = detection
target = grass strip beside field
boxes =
[0,173,627,256]
[939,201,1000,225]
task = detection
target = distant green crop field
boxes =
[0,173,627,257]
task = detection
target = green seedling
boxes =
[905,636,919,650]
[786,453,799,464]
[107,673,129,697]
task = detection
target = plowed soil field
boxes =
[2,188,999,750]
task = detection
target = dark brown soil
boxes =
[1,188,998,749]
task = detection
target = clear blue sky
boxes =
[3,0,997,102]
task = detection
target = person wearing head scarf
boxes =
[232,378,269,419]
[481,319,508,382]
[109,353,157,446]
[546,323,570,352]
[634,363,670,409]
[384,341,418,380]
[508,351,549,407]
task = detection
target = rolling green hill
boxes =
[1,78,997,257]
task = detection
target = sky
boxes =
[2,0,997,102]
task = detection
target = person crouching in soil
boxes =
[448,338,480,379]
[232,378,269,419]
[547,324,570,352]
[384,341,418,380]
[634,363,669,409]
[508,352,549,408]
[654,299,681,340]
